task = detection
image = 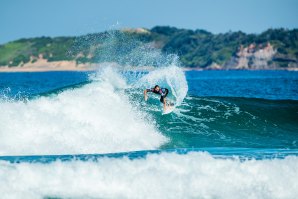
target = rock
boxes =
[207,62,222,70]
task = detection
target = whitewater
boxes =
[1,152,298,199]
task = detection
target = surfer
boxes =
[144,85,169,111]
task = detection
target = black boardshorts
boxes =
[160,88,169,103]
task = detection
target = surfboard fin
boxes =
[166,102,175,106]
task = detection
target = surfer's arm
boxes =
[144,88,154,101]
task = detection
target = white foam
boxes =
[0,67,167,155]
[0,152,297,199]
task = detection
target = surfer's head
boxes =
[154,85,160,92]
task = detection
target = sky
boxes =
[0,0,298,44]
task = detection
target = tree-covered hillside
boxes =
[0,26,297,69]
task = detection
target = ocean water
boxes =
[0,68,298,198]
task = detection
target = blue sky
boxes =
[0,0,297,44]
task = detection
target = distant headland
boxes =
[0,26,297,72]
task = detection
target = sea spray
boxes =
[70,28,180,68]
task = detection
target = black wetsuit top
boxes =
[146,88,169,103]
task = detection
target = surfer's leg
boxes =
[160,96,167,110]
[163,98,167,110]
[161,89,169,110]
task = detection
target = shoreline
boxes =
[1,60,298,72]
[0,66,96,73]
[1,67,298,73]
[0,59,97,72]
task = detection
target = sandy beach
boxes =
[0,58,99,72]
[0,58,297,72]
[0,58,162,72]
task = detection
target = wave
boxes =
[0,66,188,155]
[1,151,298,198]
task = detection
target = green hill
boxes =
[0,26,297,69]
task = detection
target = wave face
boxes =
[1,151,298,199]
[0,66,188,155]
[156,96,298,149]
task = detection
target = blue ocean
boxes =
[0,68,298,198]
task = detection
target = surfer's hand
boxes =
[144,95,148,101]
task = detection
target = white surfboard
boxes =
[162,102,175,115]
